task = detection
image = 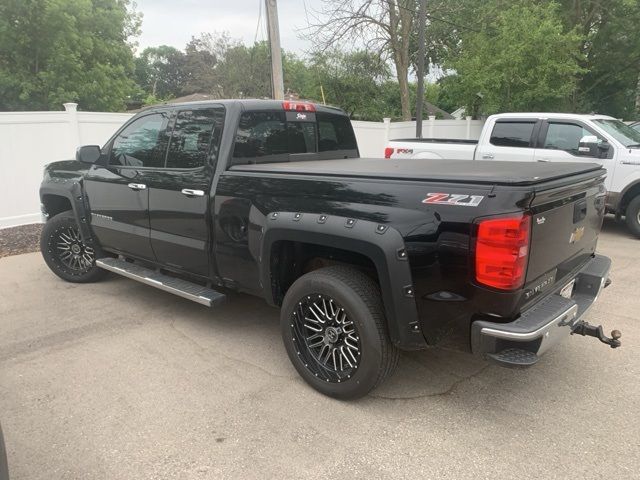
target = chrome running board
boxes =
[96,257,226,307]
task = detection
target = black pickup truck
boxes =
[39,99,620,399]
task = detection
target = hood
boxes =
[43,159,90,181]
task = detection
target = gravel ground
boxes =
[0,223,43,258]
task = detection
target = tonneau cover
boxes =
[230,158,604,186]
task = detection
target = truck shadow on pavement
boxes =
[118,278,591,402]
[601,216,636,239]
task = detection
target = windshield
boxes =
[593,119,640,147]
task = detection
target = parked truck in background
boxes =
[38,100,620,399]
[385,113,640,237]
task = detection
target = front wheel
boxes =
[40,211,107,283]
[280,266,399,399]
[625,196,640,238]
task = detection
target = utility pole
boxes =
[265,0,284,100]
[415,0,427,138]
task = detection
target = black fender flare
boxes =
[40,180,94,244]
[260,211,427,350]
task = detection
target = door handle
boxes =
[537,158,550,162]
[127,183,147,190]
[181,189,205,197]
[481,153,494,159]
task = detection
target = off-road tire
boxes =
[40,210,107,283]
[280,265,399,399]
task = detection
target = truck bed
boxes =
[231,158,603,187]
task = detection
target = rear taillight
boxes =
[384,147,394,158]
[283,101,316,112]
[475,214,531,290]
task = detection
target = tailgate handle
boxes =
[573,200,587,223]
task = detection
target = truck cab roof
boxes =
[141,98,349,116]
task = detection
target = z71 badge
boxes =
[422,193,484,207]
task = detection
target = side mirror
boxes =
[76,145,101,164]
[578,135,606,158]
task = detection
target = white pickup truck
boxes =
[385,113,640,237]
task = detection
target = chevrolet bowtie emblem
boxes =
[570,226,585,244]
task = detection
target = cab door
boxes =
[146,106,225,278]
[84,111,171,260]
[533,120,614,190]
[475,119,538,162]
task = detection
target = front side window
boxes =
[232,111,287,160]
[543,122,596,155]
[110,113,170,167]
[317,113,357,152]
[490,121,535,148]
[166,108,223,168]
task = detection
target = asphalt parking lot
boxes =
[0,217,638,480]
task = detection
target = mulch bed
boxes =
[0,223,43,258]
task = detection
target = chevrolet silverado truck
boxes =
[385,113,640,237]
[39,100,620,399]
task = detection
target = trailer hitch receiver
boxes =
[571,321,621,348]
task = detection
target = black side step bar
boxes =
[96,257,226,307]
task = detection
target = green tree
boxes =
[0,0,140,111]
[216,42,272,98]
[302,50,392,120]
[448,1,583,116]
[557,0,640,118]
[134,45,185,100]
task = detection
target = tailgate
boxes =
[525,173,606,292]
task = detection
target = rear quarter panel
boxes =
[213,170,534,348]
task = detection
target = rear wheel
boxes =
[625,196,640,238]
[280,266,399,399]
[40,210,107,283]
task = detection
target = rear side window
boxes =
[318,113,357,151]
[231,109,358,165]
[490,121,535,148]
[233,111,287,160]
[166,108,223,168]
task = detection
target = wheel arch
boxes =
[40,182,94,244]
[260,212,427,350]
[619,180,640,213]
[41,193,73,218]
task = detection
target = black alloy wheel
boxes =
[281,266,399,399]
[40,210,107,283]
[52,224,95,273]
[291,293,362,383]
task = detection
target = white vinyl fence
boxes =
[0,106,484,228]
[353,116,484,159]
[0,104,133,228]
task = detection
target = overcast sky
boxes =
[134,0,314,55]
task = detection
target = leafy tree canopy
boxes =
[446,1,584,116]
[0,0,140,111]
